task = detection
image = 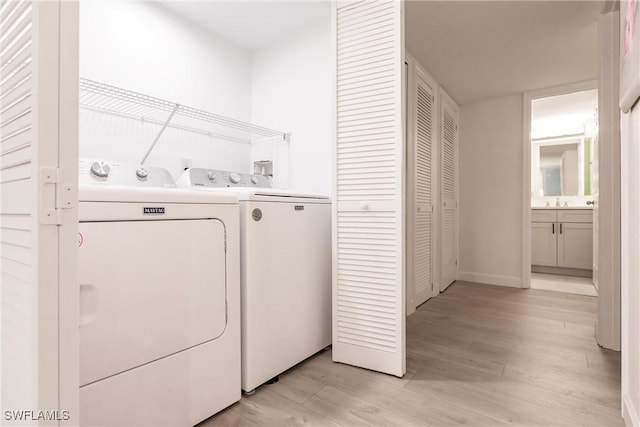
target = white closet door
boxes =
[412,71,435,306]
[0,0,79,420]
[440,91,458,291]
[333,0,405,377]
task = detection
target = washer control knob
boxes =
[251,175,259,185]
[207,171,217,181]
[229,172,241,184]
[136,167,149,179]
[90,161,110,178]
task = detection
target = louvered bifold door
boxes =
[440,95,458,290]
[1,0,40,413]
[1,0,79,420]
[413,75,434,306]
[333,0,405,377]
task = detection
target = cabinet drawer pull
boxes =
[560,223,563,234]
[552,223,555,234]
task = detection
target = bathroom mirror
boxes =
[531,137,593,197]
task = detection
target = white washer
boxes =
[177,168,331,393]
[78,160,241,426]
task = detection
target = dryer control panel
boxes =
[178,168,271,189]
[79,159,176,188]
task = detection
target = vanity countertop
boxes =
[532,206,593,210]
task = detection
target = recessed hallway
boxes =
[203,281,622,427]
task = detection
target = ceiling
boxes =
[158,1,601,105]
[540,143,579,160]
[406,1,603,105]
[158,1,330,51]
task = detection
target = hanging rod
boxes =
[78,78,291,143]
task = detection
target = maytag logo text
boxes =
[143,207,165,215]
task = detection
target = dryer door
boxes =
[79,219,227,386]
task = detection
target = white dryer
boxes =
[177,168,331,393]
[78,160,240,426]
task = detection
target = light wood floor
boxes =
[200,281,622,427]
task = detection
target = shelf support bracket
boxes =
[140,103,180,166]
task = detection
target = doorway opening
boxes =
[523,82,598,296]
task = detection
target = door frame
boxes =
[521,79,598,289]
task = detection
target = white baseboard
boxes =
[623,393,640,427]
[457,271,523,288]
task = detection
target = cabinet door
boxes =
[557,222,593,269]
[531,222,557,266]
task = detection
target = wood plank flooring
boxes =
[200,281,622,427]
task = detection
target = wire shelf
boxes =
[79,78,290,145]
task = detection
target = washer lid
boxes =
[246,188,330,201]
[173,186,330,202]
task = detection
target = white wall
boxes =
[79,0,333,192]
[251,16,332,195]
[458,95,523,287]
[621,105,640,427]
[79,0,253,179]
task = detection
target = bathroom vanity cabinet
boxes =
[531,209,593,270]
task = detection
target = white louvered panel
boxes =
[442,209,455,268]
[0,6,32,84]
[338,88,394,107]
[338,61,395,83]
[0,161,29,184]
[334,0,405,377]
[337,2,394,26]
[338,143,395,156]
[0,227,30,247]
[1,0,33,197]
[0,23,31,75]
[1,143,31,168]
[414,212,431,287]
[1,270,35,412]
[442,109,456,200]
[0,43,31,82]
[0,0,36,414]
[1,58,31,98]
[0,5,34,207]
[1,241,30,264]
[440,91,458,290]
[1,92,31,133]
[415,85,432,208]
[0,1,31,50]
[336,211,397,352]
[413,81,433,301]
[0,211,29,229]
[0,120,30,154]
